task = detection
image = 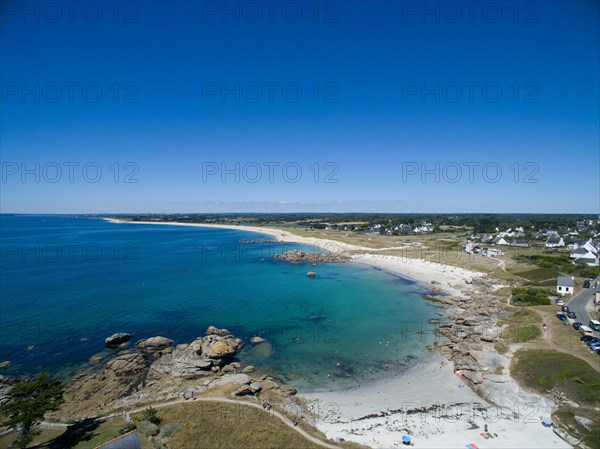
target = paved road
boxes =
[567,280,599,338]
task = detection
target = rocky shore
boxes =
[274,249,351,263]
[48,326,300,421]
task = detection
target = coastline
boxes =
[101,218,482,296]
[101,218,570,449]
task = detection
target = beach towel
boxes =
[466,444,480,449]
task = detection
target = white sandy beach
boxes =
[303,352,570,449]
[103,218,571,449]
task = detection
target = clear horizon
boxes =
[1,1,599,214]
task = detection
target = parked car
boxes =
[589,342,600,351]
[561,306,569,313]
[596,348,600,355]
[556,313,568,321]
[567,311,577,319]
[581,335,598,343]
[557,300,565,306]
[589,320,600,332]
[579,326,594,337]
[585,338,600,347]
[583,280,591,288]
[572,322,583,330]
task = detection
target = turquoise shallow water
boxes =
[0,215,445,391]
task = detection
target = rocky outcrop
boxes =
[249,336,266,344]
[0,361,10,369]
[429,290,502,389]
[149,329,244,379]
[136,336,174,352]
[242,365,256,373]
[206,326,231,336]
[274,250,350,263]
[105,333,131,346]
[230,375,297,399]
[0,375,17,407]
[105,350,149,376]
[54,325,246,420]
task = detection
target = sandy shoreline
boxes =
[102,218,570,449]
[303,351,568,449]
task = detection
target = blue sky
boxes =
[1,0,599,213]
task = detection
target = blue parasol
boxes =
[402,435,412,444]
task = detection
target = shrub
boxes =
[511,287,552,306]
[136,420,159,437]
[141,406,160,425]
[159,421,183,439]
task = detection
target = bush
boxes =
[159,421,183,439]
[136,420,159,437]
[511,287,552,306]
[141,406,160,425]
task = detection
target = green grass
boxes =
[512,349,600,448]
[499,307,542,343]
[554,406,600,449]
[512,349,600,405]
[154,401,341,449]
[517,267,560,282]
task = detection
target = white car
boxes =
[557,300,565,306]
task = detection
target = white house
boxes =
[493,237,509,246]
[567,239,588,250]
[570,241,598,264]
[556,276,574,295]
[545,237,565,248]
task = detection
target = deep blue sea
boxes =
[0,215,445,391]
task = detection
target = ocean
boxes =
[0,215,446,391]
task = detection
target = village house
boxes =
[570,240,599,266]
[493,236,509,246]
[567,239,588,250]
[545,237,565,248]
[556,276,575,295]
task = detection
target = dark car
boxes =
[561,306,569,313]
[596,348,600,355]
[567,311,577,319]
[572,322,583,330]
[557,313,568,321]
[583,280,591,288]
[581,335,598,343]
[585,338,600,347]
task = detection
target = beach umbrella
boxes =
[401,435,411,444]
[465,444,479,449]
[542,416,553,427]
